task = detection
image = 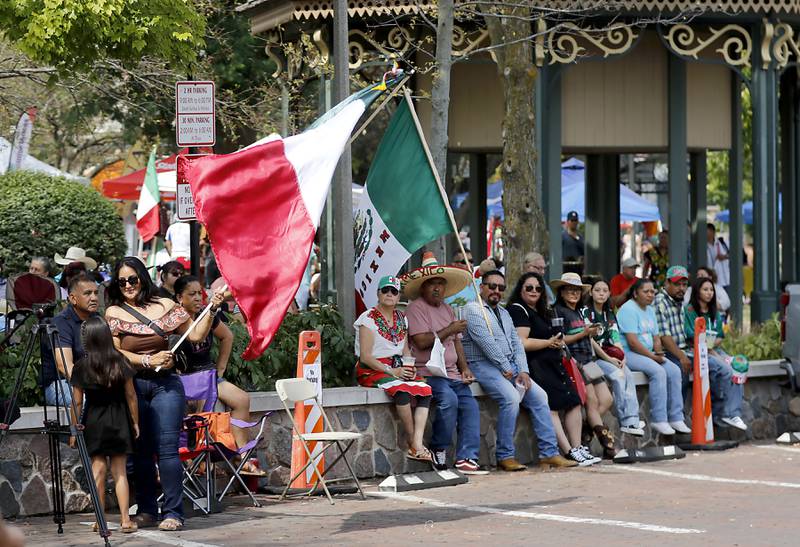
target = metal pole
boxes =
[690,151,708,272]
[729,74,744,325]
[668,54,689,268]
[332,0,355,326]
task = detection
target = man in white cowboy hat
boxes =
[461,269,570,471]
[403,252,487,475]
[54,246,97,271]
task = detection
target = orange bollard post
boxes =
[691,317,714,445]
[289,331,324,489]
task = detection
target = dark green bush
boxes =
[217,304,356,392]
[0,324,44,407]
[722,314,782,361]
[0,171,126,274]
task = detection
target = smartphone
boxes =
[556,332,564,338]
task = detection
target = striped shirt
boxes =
[461,301,529,375]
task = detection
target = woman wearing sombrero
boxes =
[354,276,433,462]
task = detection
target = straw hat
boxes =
[549,272,591,293]
[399,252,472,300]
[54,247,97,270]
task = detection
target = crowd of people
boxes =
[355,245,749,473]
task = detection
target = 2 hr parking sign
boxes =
[176,81,216,147]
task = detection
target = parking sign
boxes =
[176,81,215,147]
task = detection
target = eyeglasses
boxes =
[484,283,506,292]
[380,287,399,295]
[523,285,544,293]
[118,275,140,287]
[563,287,583,294]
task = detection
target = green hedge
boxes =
[0,324,43,407]
[0,171,126,274]
[722,314,783,361]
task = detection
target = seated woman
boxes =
[174,275,258,452]
[583,279,644,437]
[105,257,224,532]
[507,272,594,466]
[684,266,731,319]
[617,279,686,436]
[551,273,617,459]
[354,276,433,462]
[683,277,746,430]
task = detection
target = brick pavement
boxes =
[9,443,799,546]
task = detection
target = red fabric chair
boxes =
[5,273,59,311]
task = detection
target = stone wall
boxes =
[3,374,800,517]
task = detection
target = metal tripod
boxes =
[0,318,111,546]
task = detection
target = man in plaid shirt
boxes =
[462,270,574,471]
[654,265,691,375]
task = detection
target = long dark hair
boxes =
[79,316,132,388]
[689,277,718,320]
[107,257,160,307]
[585,278,612,314]
[508,272,549,318]
[627,278,654,304]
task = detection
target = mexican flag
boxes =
[354,99,452,311]
[136,148,160,242]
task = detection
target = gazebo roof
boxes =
[238,0,800,33]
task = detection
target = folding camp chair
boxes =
[179,370,272,509]
[275,378,365,504]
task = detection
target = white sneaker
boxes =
[568,447,595,467]
[620,425,645,436]
[669,421,692,434]
[638,420,646,429]
[651,422,676,435]
[580,446,602,465]
[721,416,748,431]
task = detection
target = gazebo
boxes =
[238,0,800,325]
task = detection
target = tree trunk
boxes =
[430,0,454,262]
[485,7,546,286]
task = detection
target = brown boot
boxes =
[497,457,527,471]
[593,425,617,458]
[539,454,579,469]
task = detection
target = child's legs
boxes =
[90,456,108,516]
[109,455,131,524]
[217,380,251,448]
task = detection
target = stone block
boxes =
[352,410,371,432]
[0,461,23,492]
[270,426,292,467]
[373,448,391,476]
[373,409,398,449]
[0,480,20,518]
[769,381,782,400]
[353,451,374,478]
[386,449,405,473]
[358,433,374,452]
[267,465,289,487]
[65,492,90,513]
[767,398,787,416]
[21,475,50,516]
[337,409,353,430]
[73,465,91,494]
[0,435,30,462]
[788,396,800,417]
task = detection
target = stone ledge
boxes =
[9,359,788,430]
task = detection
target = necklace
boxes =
[369,308,405,344]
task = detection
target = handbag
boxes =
[561,345,587,404]
[602,344,626,361]
[122,303,189,372]
[580,361,606,384]
[424,335,449,378]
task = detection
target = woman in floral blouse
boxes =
[354,276,433,462]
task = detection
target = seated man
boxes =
[404,256,487,475]
[40,273,99,406]
[461,270,574,470]
[610,257,640,308]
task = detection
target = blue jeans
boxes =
[595,359,640,427]
[133,374,186,522]
[427,376,480,461]
[44,379,73,407]
[673,351,744,419]
[625,352,684,423]
[470,360,558,461]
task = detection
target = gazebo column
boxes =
[465,153,488,262]
[780,68,800,284]
[690,151,708,272]
[751,23,781,322]
[585,154,620,281]
[539,64,563,278]
[668,54,689,268]
[729,74,745,325]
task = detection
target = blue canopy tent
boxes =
[715,200,782,224]
[451,158,661,222]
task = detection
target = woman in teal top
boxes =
[682,277,747,430]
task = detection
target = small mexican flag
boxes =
[354,99,452,311]
[136,148,160,242]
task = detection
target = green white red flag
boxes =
[136,148,160,242]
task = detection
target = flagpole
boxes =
[347,74,412,148]
[401,87,494,335]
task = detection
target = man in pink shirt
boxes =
[403,254,487,475]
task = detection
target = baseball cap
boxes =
[621,257,639,269]
[666,265,689,282]
[378,275,401,290]
[566,211,579,222]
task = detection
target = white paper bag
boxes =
[424,336,449,377]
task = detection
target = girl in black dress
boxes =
[71,316,139,534]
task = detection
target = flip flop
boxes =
[240,461,267,476]
[120,522,138,534]
[158,517,183,532]
[406,447,432,462]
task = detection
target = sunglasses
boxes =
[167,269,185,277]
[380,287,399,295]
[118,275,140,287]
[524,285,544,293]
[484,283,506,292]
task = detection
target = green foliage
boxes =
[0,0,205,70]
[0,171,126,274]
[722,314,782,361]
[0,324,43,407]
[217,305,356,392]
[707,84,752,208]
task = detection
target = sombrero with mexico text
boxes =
[399,251,472,300]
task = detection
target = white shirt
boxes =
[165,222,191,259]
[707,239,730,287]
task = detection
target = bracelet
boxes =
[142,354,151,368]
[209,306,219,317]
